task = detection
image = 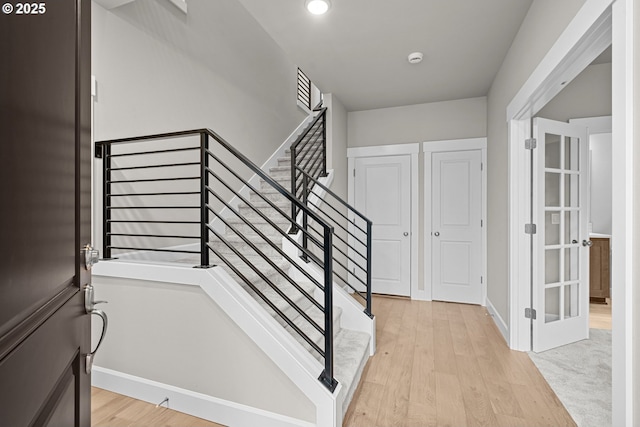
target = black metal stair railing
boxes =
[296,167,373,318]
[288,107,374,318]
[290,106,327,230]
[95,129,338,392]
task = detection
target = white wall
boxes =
[486,0,587,322]
[92,275,316,423]
[590,133,612,234]
[325,93,348,200]
[92,0,304,147]
[347,97,487,148]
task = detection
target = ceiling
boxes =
[237,0,533,111]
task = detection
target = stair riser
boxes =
[237,204,292,224]
[268,168,291,180]
[260,177,291,191]
[250,191,289,205]
[210,240,283,258]
[224,221,289,240]
[277,155,323,168]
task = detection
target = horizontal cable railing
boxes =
[295,167,373,317]
[96,129,338,392]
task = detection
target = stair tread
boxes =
[333,329,371,415]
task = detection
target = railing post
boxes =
[319,226,337,392]
[366,220,373,317]
[102,143,112,259]
[199,132,210,267]
[321,111,327,177]
[301,173,309,262]
[289,148,299,234]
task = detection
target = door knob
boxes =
[582,240,593,247]
[403,232,409,236]
[434,231,440,237]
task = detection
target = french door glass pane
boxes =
[545,134,561,169]
[565,174,579,207]
[545,286,560,323]
[545,211,561,245]
[565,136,580,171]
[564,247,580,281]
[564,284,580,319]
[545,172,561,207]
[545,249,560,284]
[564,211,579,244]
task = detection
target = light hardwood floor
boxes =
[91,387,224,427]
[343,295,576,427]
[92,295,576,427]
[589,298,612,329]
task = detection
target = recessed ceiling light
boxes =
[306,0,331,15]
[408,52,424,64]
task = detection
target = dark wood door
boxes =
[589,237,611,303]
[0,0,92,425]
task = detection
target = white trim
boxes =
[505,0,632,423]
[508,119,533,352]
[92,367,314,427]
[507,0,614,351]
[486,298,508,344]
[611,0,634,424]
[422,138,487,303]
[347,143,419,300]
[347,143,420,158]
[409,150,419,300]
[93,262,341,427]
[569,115,612,134]
[506,0,612,121]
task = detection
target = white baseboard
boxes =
[485,298,509,344]
[92,367,315,427]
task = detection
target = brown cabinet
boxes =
[589,237,610,303]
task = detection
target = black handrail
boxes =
[295,166,374,317]
[96,128,337,392]
[290,108,327,231]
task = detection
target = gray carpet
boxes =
[528,329,611,427]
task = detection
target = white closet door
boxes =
[431,150,482,305]
[354,155,411,296]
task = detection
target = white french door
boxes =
[353,155,411,296]
[532,118,590,352]
[431,150,483,304]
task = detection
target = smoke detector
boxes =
[408,52,424,64]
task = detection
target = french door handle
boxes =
[582,240,593,247]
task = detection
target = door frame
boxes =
[506,0,633,423]
[422,138,488,306]
[347,143,419,299]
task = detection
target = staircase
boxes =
[96,119,375,425]
[209,149,371,417]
